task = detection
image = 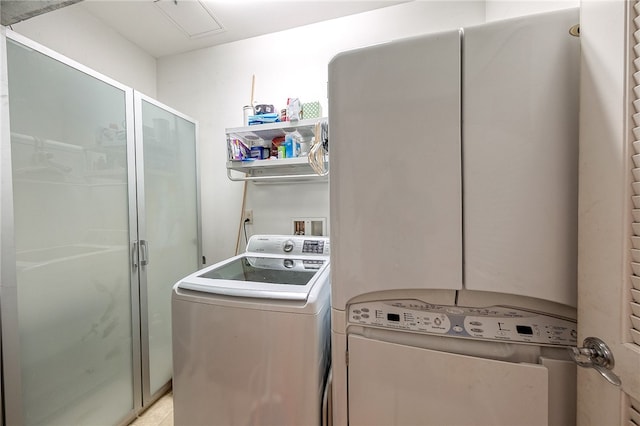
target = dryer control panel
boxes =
[348,299,577,346]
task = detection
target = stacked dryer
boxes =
[328,9,579,426]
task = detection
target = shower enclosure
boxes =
[2,31,200,425]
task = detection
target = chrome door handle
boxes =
[131,241,139,269]
[569,337,621,386]
[140,240,149,266]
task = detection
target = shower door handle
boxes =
[140,240,150,266]
[131,241,139,269]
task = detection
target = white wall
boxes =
[9,4,157,97]
[486,0,579,21]
[157,1,487,264]
[4,0,582,265]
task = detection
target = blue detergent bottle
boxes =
[285,133,296,158]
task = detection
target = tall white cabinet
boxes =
[328,8,580,425]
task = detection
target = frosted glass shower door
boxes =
[6,36,139,425]
[134,94,199,402]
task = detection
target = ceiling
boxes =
[71,0,408,58]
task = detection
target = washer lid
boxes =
[177,254,328,301]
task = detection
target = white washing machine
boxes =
[171,235,331,426]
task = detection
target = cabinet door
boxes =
[6,35,137,425]
[328,29,463,311]
[134,93,200,402]
[462,9,580,307]
[348,335,549,426]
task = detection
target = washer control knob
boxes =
[283,259,294,269]
[283,240,294,253]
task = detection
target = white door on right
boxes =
[578,1,640,423]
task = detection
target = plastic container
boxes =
[285,134,296,158]
[243,106,254,126]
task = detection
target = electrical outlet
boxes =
[243,209,253,224]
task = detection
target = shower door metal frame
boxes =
[0,25,18,426]
[1,29,144,424]
[133,91,202,407]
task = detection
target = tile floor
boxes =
[129,392,174,426]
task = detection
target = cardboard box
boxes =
[302,101,322,119]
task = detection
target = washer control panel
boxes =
[348,299,577,346]
[246,235,330,256]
